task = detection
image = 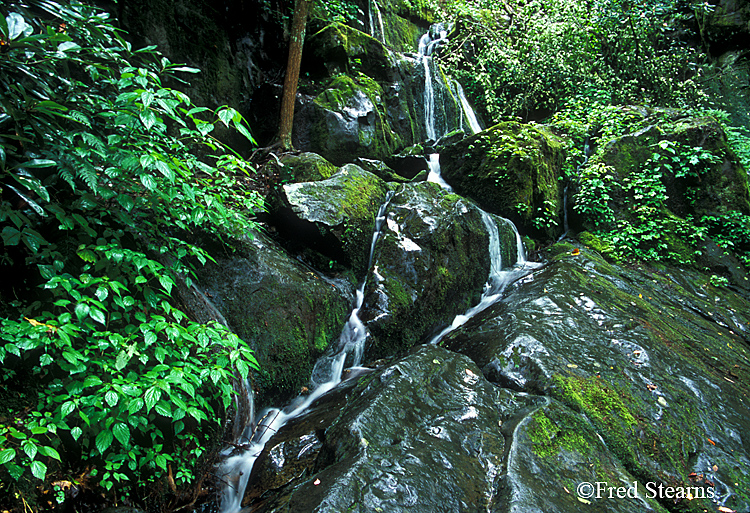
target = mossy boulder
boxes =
[360,181,518,360]
[277,152,338,183]
[303,22,399,82]
[191,232,352,408]
[575,110,750,274]
[273,165,389,277]
[293,73,402,165]
[443,244,750,513]
[440,121,567,239]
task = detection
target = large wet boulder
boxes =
[293,73,403,165]
[443,242,750,513]
[191,232,353,407]
[440,121,567,239]
[240,345,668,512]
[273,165,390,276]
[359,182,519,359]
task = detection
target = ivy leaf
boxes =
[95,429,113,454]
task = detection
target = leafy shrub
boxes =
[0,0,260,507]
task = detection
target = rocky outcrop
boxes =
[272,165,390,277]
[440,121,567,239]
[444,242,750,513]
[240,344,673,512]
[190,232,353,407]
[360,182,517,359]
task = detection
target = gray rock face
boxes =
[191,232,353,407]
[272,165,390,277]
[444,243,750,513]
[240,345,671,513]
[360,182,504,359]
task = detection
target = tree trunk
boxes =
[278,0,312,151]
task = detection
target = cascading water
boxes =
[429,212,537,345]
[218,192,394,513]
[367,0,385,44]
[418,24,448,142]
[455,81,482,135]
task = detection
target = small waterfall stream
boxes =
[218,24,532,512]
[218,193,394,513]
[367,0,385,44]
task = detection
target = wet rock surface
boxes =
[272,165,390,277]
[444,242,750,513]
[240,345,681,513]
[192,232,353,407]
[360,182,516,359]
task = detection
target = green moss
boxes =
[578,231,613,255]
[527,410,590,458]
[440,121,566,239]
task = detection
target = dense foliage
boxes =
[0,0,260,509]
[439,0,708,121]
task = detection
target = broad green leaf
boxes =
[155,401,171,417]
[128,397,144,415]
[2,226,21,246]
[144,387,161,411]
[57,41,81,52]
[105,390,118,407]
[7,13,28,40]
[0,448,16,465]
[39,446,61,461]
[70,427,83,441]
[30,461,47,480]
[140,173,157,191]
[61,401,76,417]
[74,302,90,321]
[22,440,37,460]
[112,423,130,446]
[89,308,106,325]
[95,429,113,454]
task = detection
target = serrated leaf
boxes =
[95,429,113,454]
[61,401,75,417]
[155,402,171,417]
[128,397,144,415]
[39,446,61,461]
[22,441,37,460]
[74,302,90,321]
[144,387,161,412]
[140,173,157,191]
[70,426,83,441]
[105,390,118,407]
[112,423,130,446]
[0,448,16,465]
[30,461,47,480]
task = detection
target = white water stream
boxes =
[218,24,532,511]
[218,193,394,513]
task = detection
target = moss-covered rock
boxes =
[277,152,338,183]
[360,182,518,359]
[273,165,390,277]
[444,244,750,513]
[440,121,567,239]
[293,73,402,165]
[574,110,750,276]
[191,232,352,408]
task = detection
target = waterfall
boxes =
[218,192,395,513]
[367,0,385,44]
[418,25,448,142]
[429,213,536,345]
[455,81,482,134]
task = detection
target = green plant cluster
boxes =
[438,0,708,122]
[0,0,260,508]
